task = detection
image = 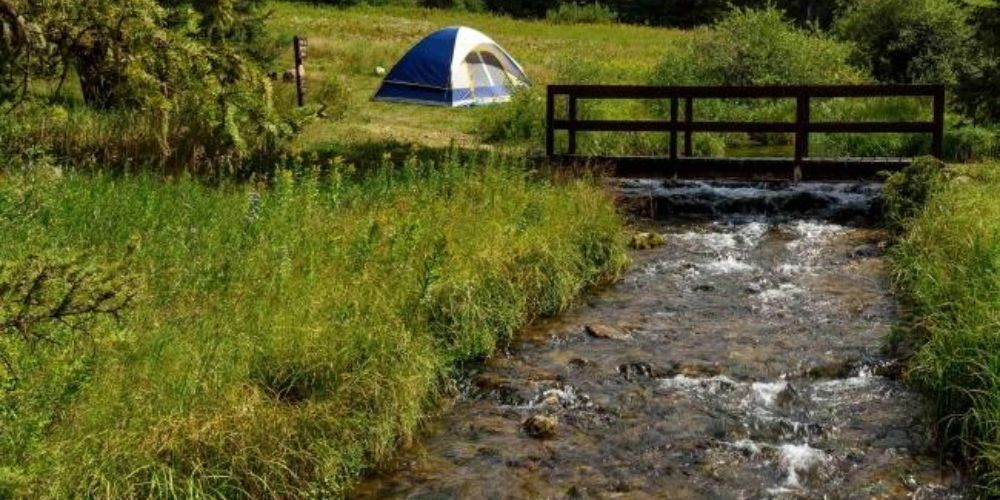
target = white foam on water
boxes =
[757,283,803,303]
[703,256,757,274]
[658,374,739,394]
[750,381,789,408]
[777,263,809,276]
[735,221,769,245]
[677,231,738,250]
[726,438,764,455]
[778,443,830,488]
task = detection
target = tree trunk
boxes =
[73,42,119,109]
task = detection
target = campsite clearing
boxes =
[267,2,685,149]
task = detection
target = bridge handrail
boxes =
[544,84,946,163]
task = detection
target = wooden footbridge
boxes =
[544,84,945,181]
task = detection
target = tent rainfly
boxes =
[373,26,530,107]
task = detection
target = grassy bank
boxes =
[0,154,627,497]
[887,160,1000,493]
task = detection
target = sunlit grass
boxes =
[0,154,627,497]
[888,160,1000,494]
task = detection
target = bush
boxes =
[653,7,864,87]
[647,7,866,152]
[882,156,946,233]
[835,0,974,85]
[545,2,618,24]
[0,0,295,174]
[476,87,545,145]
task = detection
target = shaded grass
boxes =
[887,159,1000,494]
[0,154,627,497]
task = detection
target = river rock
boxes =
[848,243,884,259]
[585,323,629,340]
[522,415,558,439]
[628,232,666,250]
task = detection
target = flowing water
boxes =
[355,180,965,499]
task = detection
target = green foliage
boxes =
[956,0,1000,123]
[476,87,545,144]
[889,161,1000,493]
[0,0,294,173]
[420,0,486,10]
[836,0,974,85]
[0,255,137,376]
[545,2,618,24]
[882,156,946,233]
[944,125,1000,162]
[0,154,627,497]
[653,7,864,87]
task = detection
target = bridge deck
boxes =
[547,155,912,182]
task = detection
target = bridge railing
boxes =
[545,84,945,166]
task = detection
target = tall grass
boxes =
[887,159,1000,494]
[0,153,627,497]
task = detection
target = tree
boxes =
[835,0,975,85]
[0,0,291,170]
[957,0,1000,122]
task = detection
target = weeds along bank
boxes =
[0,155,628,497]
[886,159,1000,493]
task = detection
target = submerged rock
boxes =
[628,232,666,250]
[585,323,629,340]
[522,415,558,439]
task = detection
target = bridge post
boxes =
[795,93,810,180]
[684,98,693,157]
[931,86,945,158]
[568,95,578,155]
[545,87,555,156]
[669,97,678,161]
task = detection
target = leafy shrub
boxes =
[545,2,618,24]
[647,7,866,152]
[476,87,545,144]
[0,0,294,173]
[835,0,974,85]
[957,2,1000,123]
[882,156,946,233]
[653,7,864,87]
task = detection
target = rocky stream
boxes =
[355,180,966,499]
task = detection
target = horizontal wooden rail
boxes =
[545,84,946,181]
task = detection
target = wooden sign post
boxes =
[293,36,308,107]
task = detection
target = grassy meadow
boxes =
[266,1,683,149]
[0,156,627,497]
[1,0,999,497]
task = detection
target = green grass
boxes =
[887,160,1000,494]
[0,154,627,497]
[265,1,684,149]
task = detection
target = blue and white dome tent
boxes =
[374,26,530,107]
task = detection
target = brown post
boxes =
[795,94,810,165]
[568,95,578,155]
[684,97,693,157]
[293,36,307,107]
[669,97,678,161]
[545,86,555,156]
[931,86,945,158]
